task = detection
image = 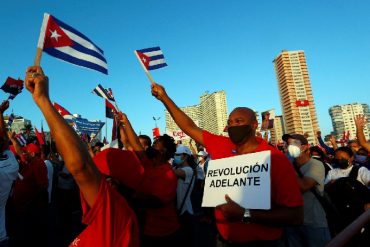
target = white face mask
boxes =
[288,145,301,158]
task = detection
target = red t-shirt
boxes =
[12,157,48,212]
[203,131,303,243]
[70,179,139,247]
[137,162,180,237]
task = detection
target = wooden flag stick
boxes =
[34,48,43,66]
[134,51,155,85]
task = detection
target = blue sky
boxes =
[1,0,369,140]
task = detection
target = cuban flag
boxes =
[135,46,167,70]
[7,113,15,127]
[92,84,115,101]
[1,77,24,100]
[37,13,108,74]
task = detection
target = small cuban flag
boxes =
[135,47,167,70]
[37,13,108,74]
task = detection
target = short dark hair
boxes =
[156,134,176,161]
[334,146,354,158]
[138,135,152,147]
[310,146,325,158]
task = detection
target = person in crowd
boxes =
[355,114,370,153]
[151,83,303,246]
[116,112,181,247]
[7,140,48,247]
[325,147,370,186]
[316,131,337,155]
[24,66,139,247]
[354,148,370,169]
[0,101,19,247]
[138,135,152,151]
[347,140,361,154]
[173,145,196,246]
[283,134,331,247]
[310,146,332,177]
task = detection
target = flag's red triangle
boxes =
[136,52,151,69]
[44,16,74,49]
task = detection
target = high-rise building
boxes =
[273,50,319,145]
[165,90,228,138]
[329,103,370,140]
[270,115,285,145]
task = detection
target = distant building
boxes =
[273,50,319,145]
[270,115,285,145]
[5,115,32,134]
[329,103,370,140]
[165,90,228,144]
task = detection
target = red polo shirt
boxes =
[70,179,139,247]
[203,131,303,243]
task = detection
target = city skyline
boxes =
[1,1,370,141]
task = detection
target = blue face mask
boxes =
[173,155,184,165]
[355,155,368,164]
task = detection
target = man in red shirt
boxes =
[151,83,304,246]
[24,66,139,247]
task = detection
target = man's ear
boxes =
[252,120,258,130]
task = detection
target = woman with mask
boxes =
[325,147,370,186]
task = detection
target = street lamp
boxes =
[153,116,160,128]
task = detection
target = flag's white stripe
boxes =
[94,88,109,100]
[149,58,166,66]
[55,47,108,69]
[37,13,50,49]
[61,28,104,58]
[143,50,163,57]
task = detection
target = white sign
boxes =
[202,150,271,209]
[166,129,190,141]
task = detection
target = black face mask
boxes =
[227,125,253,144]
[334,159,350,169]
[145,146,160,159]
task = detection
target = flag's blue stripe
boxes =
[149,54,164,60]
[136,46,161,53]
[44,48,108,74]
[52,15,104,54]
[148,63,167,70]
[71,42,107,63]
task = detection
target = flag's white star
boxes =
[58,109,62,114]
[50,29,62,41]
[142,57,146,63]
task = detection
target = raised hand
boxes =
[24,66,49,105]
[354,115,366,129]
[151,83,168,101]
[0,100,9,114]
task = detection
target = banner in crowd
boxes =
[166,129,190,141]
[202,150,271,209]
[65,117,104,137]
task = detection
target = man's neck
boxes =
[236,138,260,154]
[295,154,311,167]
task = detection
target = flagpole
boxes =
[105,117,107,142]
[34,48,43,66]
[134,51,155,85]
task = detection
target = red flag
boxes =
[136,52,151,69]
[35,126,45,145]
[53,102,72,117]
[152,127,160,138]
[346,130,350,141]
[295,100,309,107]
[112,118,118,142]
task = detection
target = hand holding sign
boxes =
[216,194,245,222]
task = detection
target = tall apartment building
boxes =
[273,50,319,145]
[165,90,228,137]
[329,103,370,140]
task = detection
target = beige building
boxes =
[270,115,285,145]
[165,90,228,142]
[273,50,319,145]
[329,103,370,140]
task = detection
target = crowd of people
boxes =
[0,65,369,247]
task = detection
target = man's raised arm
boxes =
[151,83,204,145]
[24,66,101,207]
